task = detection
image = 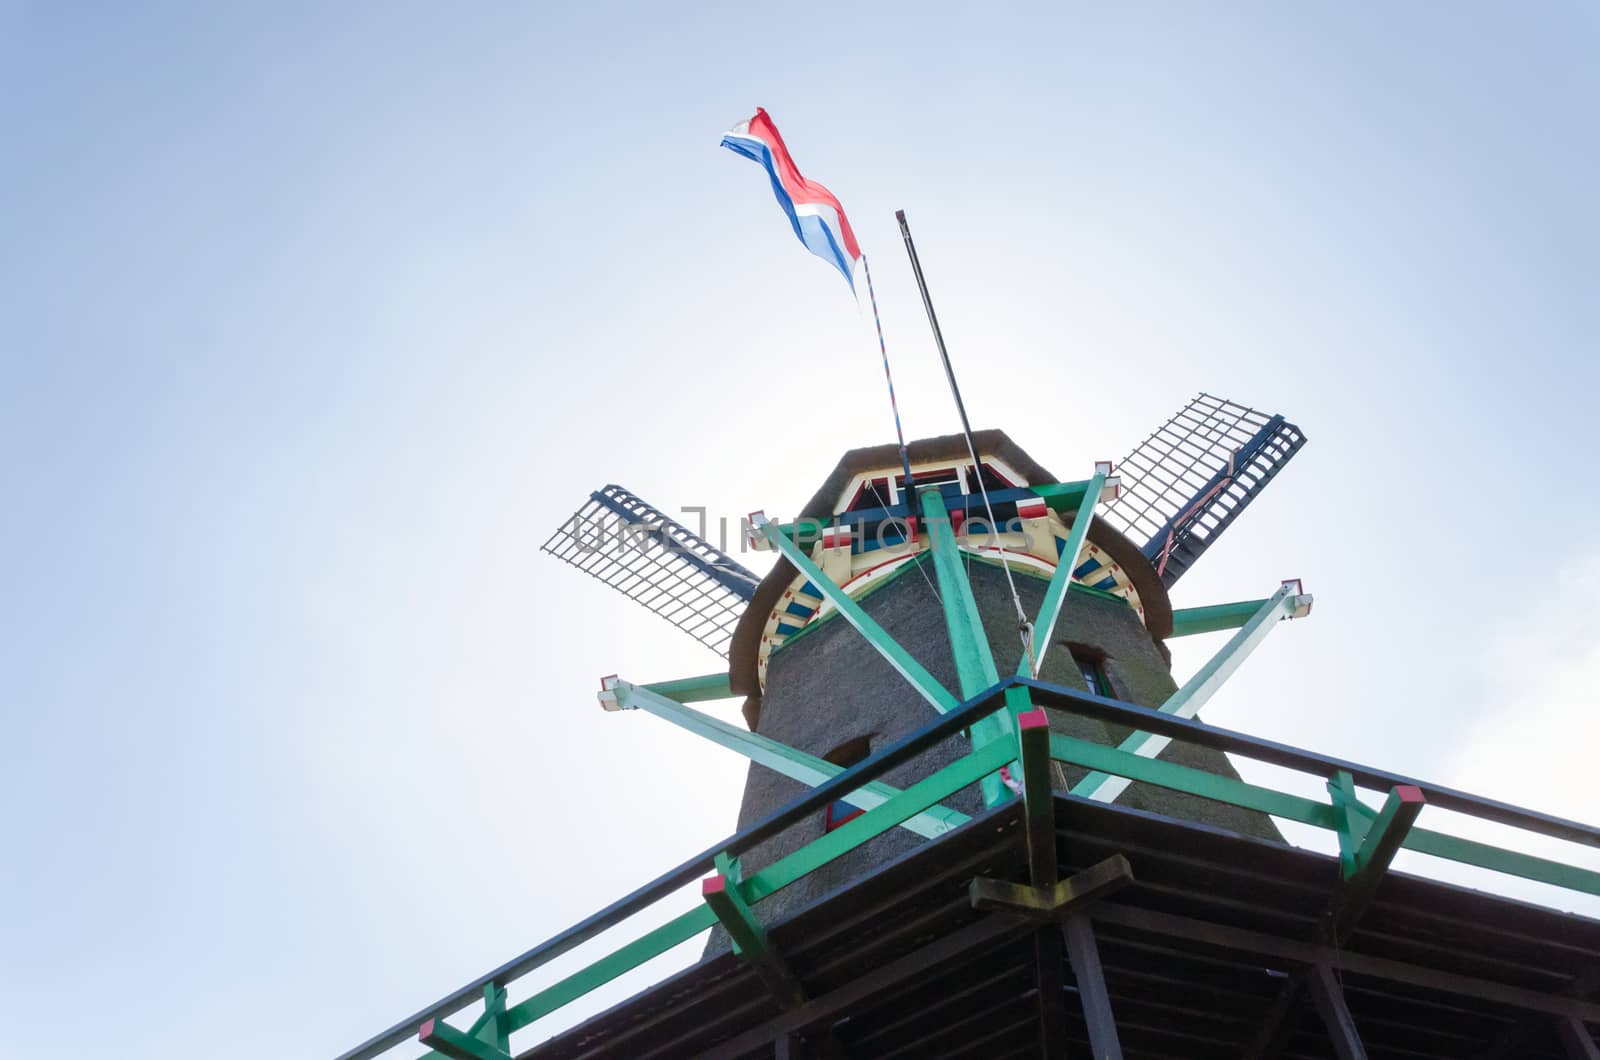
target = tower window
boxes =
[822,735,873,832]
[1068,646,1114,699]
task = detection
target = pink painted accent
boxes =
[1395,785,1426,804]
[1019,709,1050,731]
[702,875,728,897]
[419,1018,436,1041]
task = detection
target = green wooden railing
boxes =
[339,675,1600,1060]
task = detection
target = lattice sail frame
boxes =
[1098,393,1307,588]
[540,485,760,658]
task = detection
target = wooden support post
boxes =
[1017,708,1057,886]
[1063,914,1123,1060]
[698,915,1032,1060]
[703,874,807,1009]
[1331,784,1425,942]
[772,1031,806,1060]
[1033,927,1072,1058]
[1305,962,1369,1060]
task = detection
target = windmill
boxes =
[536,390,1315,948]
[342,388,1600,1060]
[339,133,1600,1057]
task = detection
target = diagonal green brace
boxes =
[610,679,969,839]
[641,672,733,703]
[1022,470,1106,679]
[703,874,768,958]
[1330,783,1425,942]
[759,516,960,715]
[1074,580,1309,803]
[466,984,509,1054]
[418,1016,512,1060]
[1328,770,1377,877]
[1170,599,1273,639]
[920,488,1011,807]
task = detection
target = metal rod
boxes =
[860,256,917,513]
[895,209,1032,641]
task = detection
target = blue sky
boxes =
[3,3,1598,1057]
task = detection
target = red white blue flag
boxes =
[721,108,863,291]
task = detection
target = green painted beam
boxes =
[919,488,1010,808]
[502,740,1011,1037]
[504,904,718,1033]
[759,517,960,715]
[703,874,768,960]
[919,488,1001,694]
[1073,582,1306,803]
[1050,732,1340,829]
[418,1017,511,1060]
[641,672,733,703]
[742,739,1016,906]
[1050,727,1600,899]
[1332,784,1425,942]
[1022,470,1106,679]
[1169,598,1273,639]
[1028,480,1094,513]
[1403,826,1600,898]
[612,680,968,839]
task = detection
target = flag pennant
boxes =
[721,108,863,291]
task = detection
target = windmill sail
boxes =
[1099,394,1306,588]
[541,484,760,658]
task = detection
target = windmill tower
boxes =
[342,391,1600,1060]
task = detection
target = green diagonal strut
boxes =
[919,487,1012,807]
[760,517,960,714]
[1073,581,1309,803]
[1021,469,1106,679]
[610,678,969,838]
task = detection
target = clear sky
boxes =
[3,3,1598,1057]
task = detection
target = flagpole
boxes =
[895,209,1036,665]
[861,256,917,515]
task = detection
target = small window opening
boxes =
[846,477,894,513]
[822,735,873,832]
[895,467,962,497]
[968,462,1016,492]
[1066,644,1114,699]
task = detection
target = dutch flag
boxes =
[721,108,863,292]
